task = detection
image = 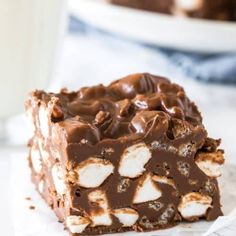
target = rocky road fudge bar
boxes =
[109,0,236,21]
[26,73,224,235]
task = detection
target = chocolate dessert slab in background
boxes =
[26,73,224,235]
[109,0,236,21]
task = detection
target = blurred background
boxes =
[0,0,236,235]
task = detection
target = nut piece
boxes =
[51,163,67,195]
[152,175,176,189]
[158,204,176,226]
[178,192,212,220]
[66,215,90,234]
[148,201,164,211]
[30,146,42,173]
[88,190,112,226]
[38,106,49,138]
[112,208,139,227]
[118,143,152,178]
[195,150,224,178]
[117,178,131,193]
[133,173,162,204]
[76,157,114,188]
[177,161,190,177]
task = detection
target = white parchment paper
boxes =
[10,153,236,236]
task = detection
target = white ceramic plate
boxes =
[69,0,236,53]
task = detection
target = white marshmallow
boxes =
[152,175,176,189]
[89,210,112,227]
[178,192,212,220]
[133,174,162,204]
[119,143,152,178]
[31,147,42,173]
[195,151,224,178]
[51,163,67,195]
[38,106,49,138]
[175,0,202,11]
[76,158,114,188]
[38,138,50,164]
[38,180,44,193]
[66,215,90,234]
[112,208,139,227]
[88,190,112,226]
[196,160,222,178]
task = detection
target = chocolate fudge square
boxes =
[26,73,224,235]
[109,0,236,21]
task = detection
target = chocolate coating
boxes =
[32,73,202,143]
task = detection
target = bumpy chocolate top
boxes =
[34,73,203,143]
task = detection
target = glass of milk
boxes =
[0,0,66,140]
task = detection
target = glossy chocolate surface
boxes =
[32,73,202,143]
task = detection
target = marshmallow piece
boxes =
[66,215,90,234]
[51,163,67,195]
[175,0,202,11]
[76,158,114,188]
[38,180,44,193]
[30,147,42,173]
[196,161,221,178]
[178,192,212,220]
[112,208,139,227]
[119,143,152,178]
[195,151,224,178]
[38,138,50,164]
[88,190,112,226]
[38,106,49,138]
[133,173,162,204]
[152,175,176,189]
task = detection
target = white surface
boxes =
[0,148,15,236]
[0,0,66,118]
[69,0,236,53]
[9,153,236,236]
[204,209,236,236]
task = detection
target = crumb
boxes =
[25,197,31,201]
[29,205,35,210]
[181,223,192,228]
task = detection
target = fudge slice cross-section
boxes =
[26,73,224,235]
